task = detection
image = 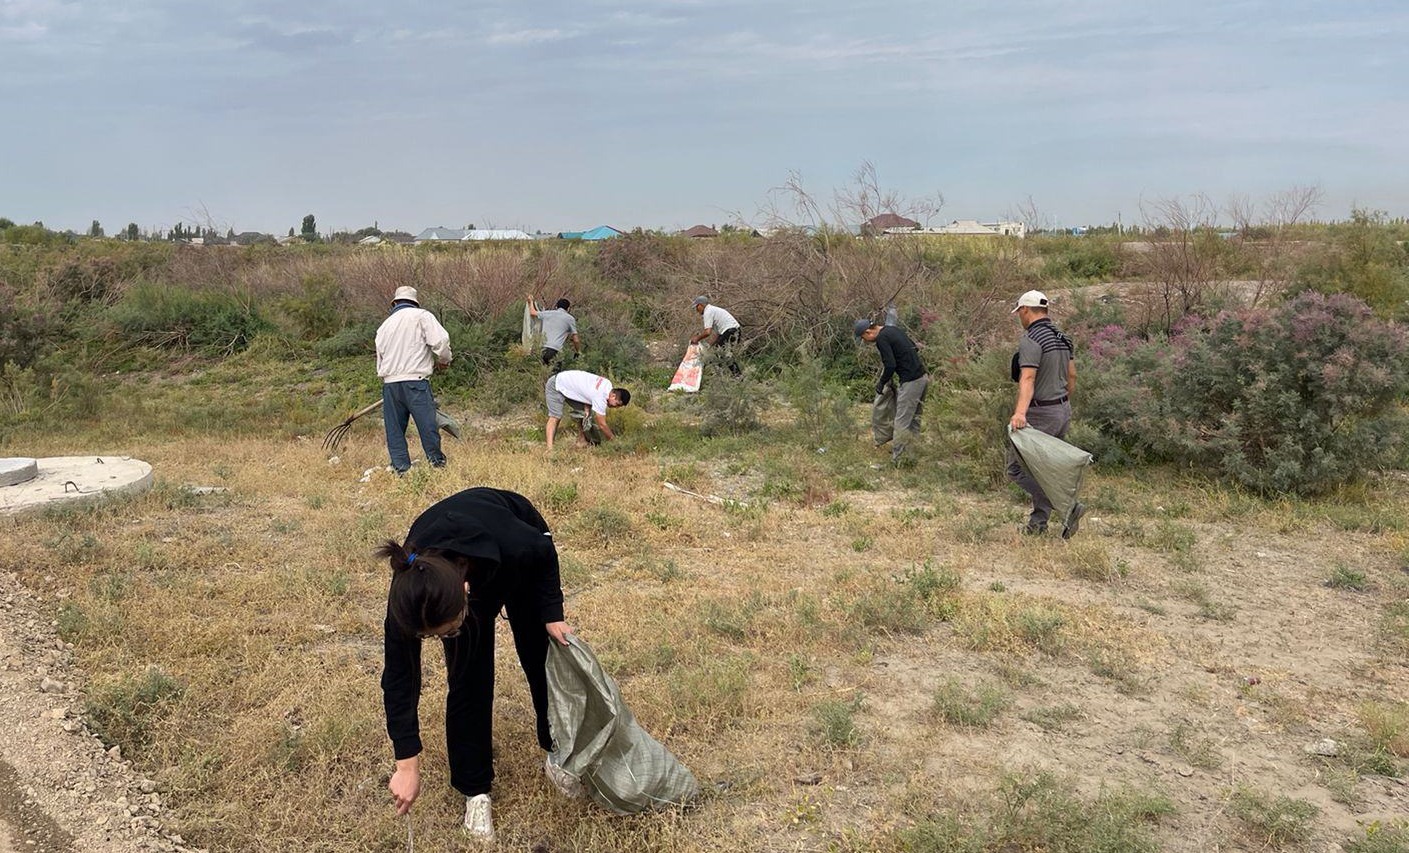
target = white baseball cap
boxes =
[393,286,419,304]
[1011,290,1049,313]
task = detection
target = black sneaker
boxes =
[1062,502,1085,540]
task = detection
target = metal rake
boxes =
[323,400,383,453]
[323,400,463,454]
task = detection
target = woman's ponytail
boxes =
[375,539,414,573]
[375,540,464,635]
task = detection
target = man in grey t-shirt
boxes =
[1007,290,1081,536]
[527,296,581,370]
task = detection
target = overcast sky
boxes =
[2,0,1405,235]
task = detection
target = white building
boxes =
[885,219,1026,239]
[460,229,532,241]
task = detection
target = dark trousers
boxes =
[443,590,553,797]
[382,380,445,472]
[541,347,560,367]
[713,327,742,376]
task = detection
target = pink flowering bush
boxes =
[1080,292,1409,495]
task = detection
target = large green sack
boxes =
[1007,425,1093,534]
[546,636,699,814]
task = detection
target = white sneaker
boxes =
[463,793,494,841]
[545,753,583,799]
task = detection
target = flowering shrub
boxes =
[1080,292,1409,495]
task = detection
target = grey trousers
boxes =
[1005,401,1072,526]
[873,374,930,460]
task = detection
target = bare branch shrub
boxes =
[1135,193,1224,333]
[1009,195,1053,235]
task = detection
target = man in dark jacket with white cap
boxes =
[1007,289,1081,536]
[375,286,452,473]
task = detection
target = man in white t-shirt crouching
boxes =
[543,369,631,450]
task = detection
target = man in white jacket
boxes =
[375,286,452,473]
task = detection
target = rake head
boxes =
[323,419,356,453]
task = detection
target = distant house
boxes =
[681,225,718,238]
[276,234,303,245]
[414,227,468,242]
[461,229,532,241]
[232,231,275,246]
[894,220,1027,239]
[862,213,920,235]
[357,235,383,246]
[558,226,623,241]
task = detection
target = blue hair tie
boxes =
[406,553,418,567]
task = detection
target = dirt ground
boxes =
[0,569,199,853]
[849,495,1409,849]
[0,424,1405,851]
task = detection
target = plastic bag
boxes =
[546,636,699,815]
[1007,425,1093,534]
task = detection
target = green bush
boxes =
[1346,821,1409,853]
[931,679,1010,728]
[784,348,855,449]
[0,223,73,246]
[574,311,650,378]
[1296,209,1409,320]
[1081,292,1409,495]
[281,272,344,340]
[0,286,56,369]
[313,319,379,358]
[1039,236,1121,281]
[109,282,271,354]
[86,666,185,750]
[699,369,764,436]
[813,693,864,749]
[46,255,125,303]
[1228,787,1318,848]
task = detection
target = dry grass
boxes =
[4,377,1409,852]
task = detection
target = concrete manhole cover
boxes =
[0,456,153,517]
[0,458,37,488]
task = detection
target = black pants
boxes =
[443,589,553,797]
[714,327,742,376]
[541,347,560,366]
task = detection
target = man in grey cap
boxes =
[526,294,581,371]
[689,296,742,376]
[375,286,452,473]
[1007,289,1081,536]
[855,318,929,463]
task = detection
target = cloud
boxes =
[234,20,354,54]
[0,0,76,41]
[609,10,687,27]
[487,27,577,45]
[0,21,46,40]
